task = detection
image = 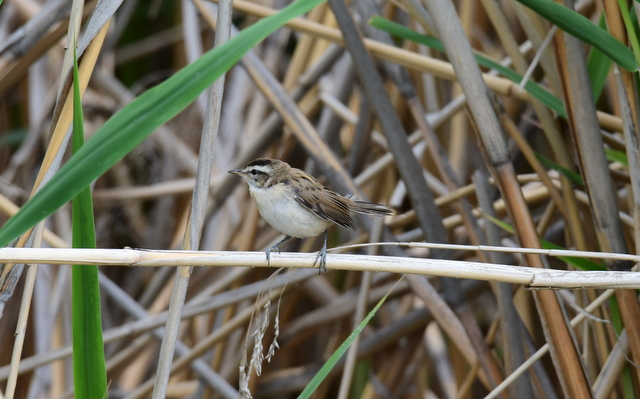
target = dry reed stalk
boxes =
[422,0,592,396]
[3,0,640,397]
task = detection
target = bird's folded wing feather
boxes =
[292,175,355,230]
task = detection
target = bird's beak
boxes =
[228,169,242,176]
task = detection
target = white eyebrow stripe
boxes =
[247,165,271,174]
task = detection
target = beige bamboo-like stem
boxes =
[1,247,640,289]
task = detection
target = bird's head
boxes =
[228,158,291,189]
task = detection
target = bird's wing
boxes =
[292,174,355,230]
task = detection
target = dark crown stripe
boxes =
[247,159,273,167]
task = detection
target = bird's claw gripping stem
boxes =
[264,235,291,266]
[312,230,329,274]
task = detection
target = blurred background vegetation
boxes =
[1,0,640,398]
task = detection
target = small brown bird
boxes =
[229,158,393,271]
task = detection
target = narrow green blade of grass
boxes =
[618,0,640,65]
[515,0,638,71]
[587,14,613,100]
[609,296,636,397]
[368,16,566,117]
[540,241,606,271]
[632,2,640,34]
[606,148,628,165]
[297,283,397,398]
[535,152,584,185]
[0,0,326,248]
[610,295,623,333]
[0,128,28,148]
[71,44,107,399]
[484,214,606,271]
[350,359,371,398]
[621,366,636,399]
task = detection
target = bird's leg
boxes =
[313,230,329,273]
[265,235,292,266]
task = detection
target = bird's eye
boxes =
[249,170,258,175]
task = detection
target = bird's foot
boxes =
[312,248,327,273]
[265,245,281,266]
[312,230,329,273]
[264,236,292,266]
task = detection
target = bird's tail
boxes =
[350,201,394,216]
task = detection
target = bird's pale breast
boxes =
[249,183,332,238]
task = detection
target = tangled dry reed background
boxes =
[2,0,640,398]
